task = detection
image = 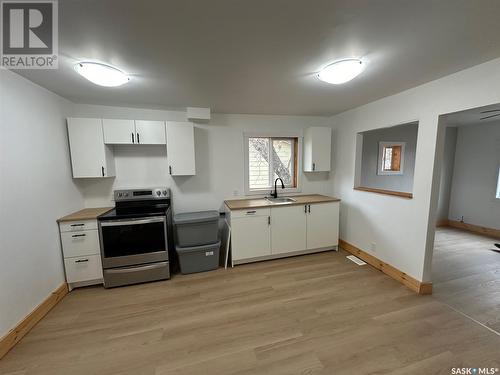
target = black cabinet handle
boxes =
[75,259,89,263]
[132,133,134,143]
[169,166,172,175]
[268,216,271,225]
[304,205,307,213]
[71,234,86,238]
[308,205,311,213]
[137,133,140,144]
[101,166,105,177]
[70,223,84,227]
[312,162,316,171]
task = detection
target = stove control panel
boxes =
[114,187,170,201]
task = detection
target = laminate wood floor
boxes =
[1,249,499,374]
[432,227,500,334]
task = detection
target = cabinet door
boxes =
[306,202,339,249]
[135,120,166,145]
[166,121,196,175]
[304,127,332,172]
[270,205,307,255]
[67,118,114,178]
[102,119,135,144]
[231,216,271,261]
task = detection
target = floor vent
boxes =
[346,255,367,266]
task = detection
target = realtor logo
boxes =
[1,0,58,68]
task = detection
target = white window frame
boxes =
[244,132,303,196]
[378,141,405,176]
[496,166,500,199]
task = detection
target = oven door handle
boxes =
[105,262,168,274]
[100,217,165,227]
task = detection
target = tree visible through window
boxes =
[248,137,298,190]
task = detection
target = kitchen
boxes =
[58,114,340,289]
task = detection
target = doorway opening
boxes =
[429,103,500,334]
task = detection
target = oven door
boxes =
[99,216,168,269]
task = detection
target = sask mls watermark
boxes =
[1,0,58,69]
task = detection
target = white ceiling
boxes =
[14,0,500,116]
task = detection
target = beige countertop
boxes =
[57,207,113,222]
[224,194,340,210]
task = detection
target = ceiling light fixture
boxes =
[317,58,365,85]
[74,62,130,87]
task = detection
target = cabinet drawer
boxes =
[230,208,270,219]
[60,220,97,232]
[61,229,100,258]
[64,255,103,283]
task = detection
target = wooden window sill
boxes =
[354,186,413,199]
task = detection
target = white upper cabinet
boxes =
[134,120,166,144]
[103,119,166,145]
[166,121,196,176]
[102,119,135,144]
[67,118,115,178]
[303,127,332,172]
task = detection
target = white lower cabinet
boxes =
[59,219,103,289]
[306,202,339,250]
[228,201,339,264]
[270,205,307,255]
[229,209,271,261]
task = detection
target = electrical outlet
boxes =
[370,242,376,252]
[233,190,239,196]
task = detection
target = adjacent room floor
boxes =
[432,227,500,334]
[1,249,499,375]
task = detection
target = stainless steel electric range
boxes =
[98,187,173,288]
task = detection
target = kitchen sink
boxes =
[265,197,297,204]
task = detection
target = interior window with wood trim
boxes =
[378,141,405,175]
[246,137,299,193]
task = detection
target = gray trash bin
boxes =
[176,241,221,274]
[174,210,219,247]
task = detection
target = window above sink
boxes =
[243,132,303,196]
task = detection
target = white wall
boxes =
[0,70,83,338]
[448,122,500,228]
[359,122,418,193]
[436,126,457,222]
[70,104,333,213]
[328,57,500,282]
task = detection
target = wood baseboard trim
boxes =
[339,239,432,295]
[435,219,449,228]
[447,220,500,239]
[0,283,68,359]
